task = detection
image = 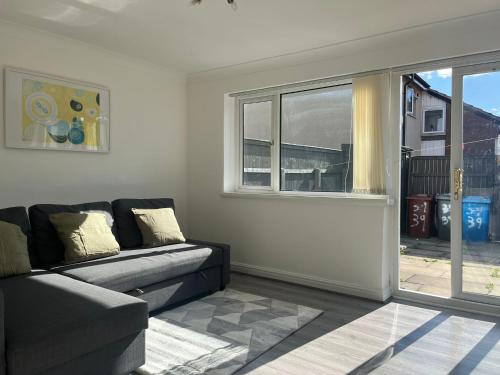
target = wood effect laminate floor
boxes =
[230,272,500,375]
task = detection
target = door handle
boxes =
[453,168,463,200]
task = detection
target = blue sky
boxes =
[418,68,500,117]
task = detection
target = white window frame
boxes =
[422,105,446,135]
[237,95,277,192]
[233,77,366,197]
[406,86,415,116]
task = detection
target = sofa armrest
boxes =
[187,239,231,288]
[0,289,5,375]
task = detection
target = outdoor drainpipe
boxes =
[402,73,415,148]
[401,74,415,235]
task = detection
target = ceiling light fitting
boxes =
[191,0,237,10]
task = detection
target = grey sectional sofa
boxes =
[0,198,230,375]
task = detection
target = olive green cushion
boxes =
[49,212,120,264]
[132,208,185,247]
[0,221,31,278]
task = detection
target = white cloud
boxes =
[436,68,452,79]
[491,108,500,116]
[465,72,488,79]
[418,68,452,80]
[419,71,434,80]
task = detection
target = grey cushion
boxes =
[0,207,30,238]
[112,198,175,248]
[0,270,147,375]
[0,207,36,266]
[49,242,223,293]
[29,202,118,266]
[128,267,222,313]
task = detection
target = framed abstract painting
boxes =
[4,67,110,153]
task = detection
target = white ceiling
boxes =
[2,0,500,74]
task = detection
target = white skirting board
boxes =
[231,262,391,302]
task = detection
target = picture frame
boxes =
[4,67,110,153]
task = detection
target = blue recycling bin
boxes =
[462,196,491,242]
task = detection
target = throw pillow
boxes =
[49,212,120,264]
[0,221,32,278]
[132,207,185,247]
[80,210,114,228]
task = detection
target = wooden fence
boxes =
[403,155,500,239]
[407,155,496,196]
[243,139,352,191]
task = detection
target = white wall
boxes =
[0,21,188,226]
[187,11,500,300]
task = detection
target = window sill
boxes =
[221,190,393,207]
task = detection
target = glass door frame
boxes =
[389,51,500,315]
[451,61,500,306]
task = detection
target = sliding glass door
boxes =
[451,63,500,305]
[397,60,500,306]
[398,68,452,298]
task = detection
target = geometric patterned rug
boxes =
[134,289,323,375]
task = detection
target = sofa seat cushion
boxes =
[0,270,148,375]
[49,242,223,293]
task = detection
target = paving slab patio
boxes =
[400,235,500,298]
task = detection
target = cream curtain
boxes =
[352,74,386,194]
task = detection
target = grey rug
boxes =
[135,289,322,375]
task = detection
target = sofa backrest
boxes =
[29,202,117,266]
[1,198,176,266]
[112,198,175,249]
[0,206,37,265]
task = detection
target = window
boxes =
[423,107,445,134]
[238,82,354,193]
[406,87,415,116]
[281,85,353,192]
[233,74,386,196]
[241,99,273,187]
